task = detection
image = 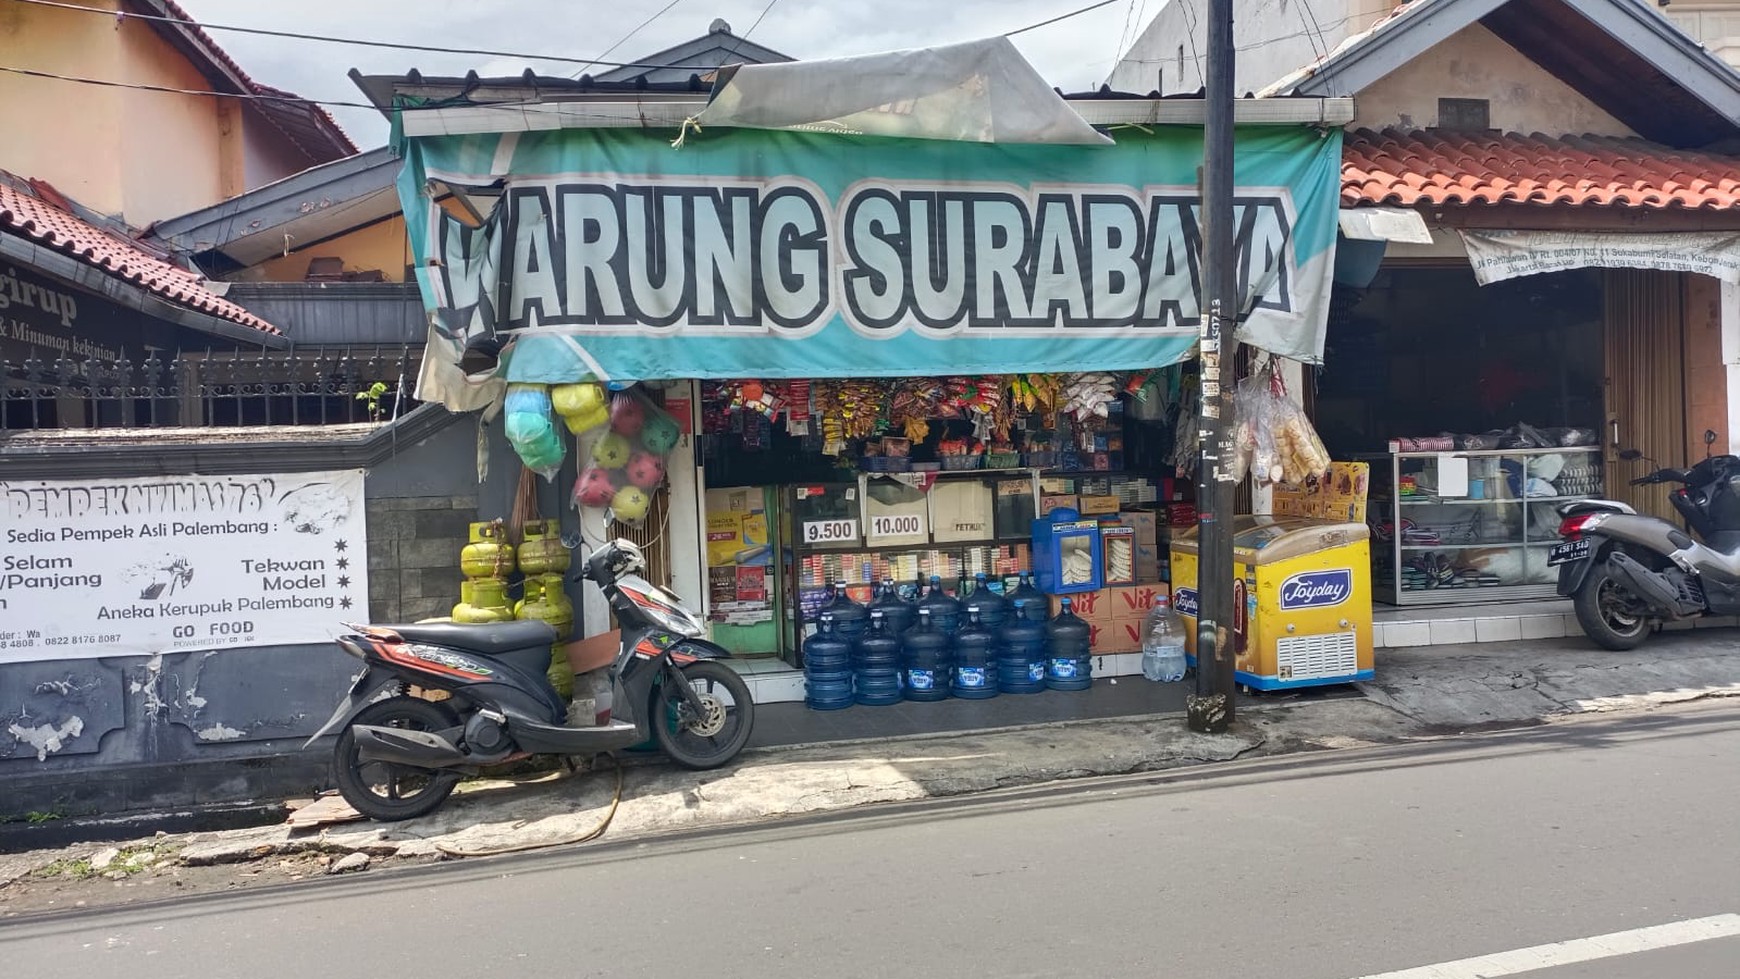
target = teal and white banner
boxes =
[398,126,1343,382]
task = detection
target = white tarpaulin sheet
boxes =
[0,470,368,661]
[693,36,1113,145]
[1461,229,1740,285]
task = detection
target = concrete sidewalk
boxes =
[3,630,1737,906]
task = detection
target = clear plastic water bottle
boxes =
[1141,597,1188,682]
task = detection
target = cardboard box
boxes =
[1118,510,1160,546]
[1109,583,1169,620]
[1078,495,1120,516]
[1097,619,1143,654]
[1051,587,1114,624]
[1040,494,1078,516]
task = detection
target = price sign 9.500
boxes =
[803,519,858,544]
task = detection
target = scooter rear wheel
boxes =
[652,661,755,770]
[334,696,463,822]
[1574,568,1651,651]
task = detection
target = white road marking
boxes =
[1352,914,1740,978]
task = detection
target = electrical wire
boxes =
[1004,0,1124,38]
[722,0,783,64]
[5,0,738,73]
[0,63,388,109]
[569,0,689,79]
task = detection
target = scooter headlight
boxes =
[639,601,707,638]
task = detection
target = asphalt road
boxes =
[5,702,1740,978]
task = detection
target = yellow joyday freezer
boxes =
[1170,515,1373,690]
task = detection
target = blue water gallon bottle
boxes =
[997,598,1049,694]
[951,608,1000,700]
[962,572,1011,633]
[822,580,870,642]
[1045,597,1094,692]
[852,609,903,706]
[802,613,855,711]
[900,607,953,702]
[870,578,917,636]
[1006,571,1048,622]
[918,575,963,634]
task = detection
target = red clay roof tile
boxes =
[0,181,280,337]
[1343,128,1740,210]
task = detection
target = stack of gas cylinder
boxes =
[799,571,1096,710]
[453,519,576,698]
[454,520,516,626]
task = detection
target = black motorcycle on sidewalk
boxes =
[1553,431,1740,649]
[306,539,754,821]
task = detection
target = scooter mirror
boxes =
[1619,449,1643,461]
[1705,429,1719,446]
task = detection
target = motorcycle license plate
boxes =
[1548,538,1592,567]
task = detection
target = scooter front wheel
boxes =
[653,661,755,770]
[333,696,463,822]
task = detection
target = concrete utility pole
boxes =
[1187,0,1238,735]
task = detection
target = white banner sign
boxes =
[1,470,368,661]
[1461,229,1740,285]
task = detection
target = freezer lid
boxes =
[1170,515,1368,564]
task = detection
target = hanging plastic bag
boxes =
[570,386,682,527]
[1228,364,1331,487]
[551,381,610,435]
[503,383,566,480]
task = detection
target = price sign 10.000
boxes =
[869,513,926,540]
[803,519,858,544]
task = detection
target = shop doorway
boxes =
[1315,265,1607,459]
[1603,269,1688,523]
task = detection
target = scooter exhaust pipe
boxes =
[1606,553,1695,617]
[352,724,468,769]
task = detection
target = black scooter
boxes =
[306,539,754,821]
[1553,430,1740,649]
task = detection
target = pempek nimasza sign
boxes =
[398,127,1342,382]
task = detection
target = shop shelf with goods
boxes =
[1368,445,1604,605]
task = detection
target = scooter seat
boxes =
[384,620,559,655]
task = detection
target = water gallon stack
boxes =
[454,520,515,624]
[803,613,855,710]
[515,520,575,697]
[950,608,998,699]
[1046,597,1094,692]
[998,596,1049,694]
[853,609,903,706]
[901,607,952,701]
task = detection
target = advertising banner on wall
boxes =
[1462,229,1740,285]
[0,470,367,662]
[396,124,1344,390]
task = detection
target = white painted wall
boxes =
[1109,0,1394,96]
[1661,2,1740,70]
[1350,24,1638,135]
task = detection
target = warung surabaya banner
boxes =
[0,471,368,661]
[398,126,1343,384]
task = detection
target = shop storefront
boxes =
[382,43,1350,700]
[1326,128,1740,623]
